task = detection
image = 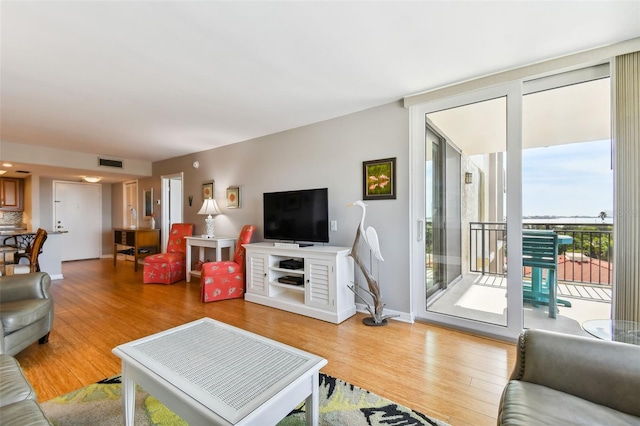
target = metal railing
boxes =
[470,222,613,285]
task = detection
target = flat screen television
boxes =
[263,188,329,244]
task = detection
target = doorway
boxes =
[161,173,184,251]
[53,181,102,261]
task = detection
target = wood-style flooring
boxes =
[14,258,516,426]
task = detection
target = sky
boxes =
[522,139,612,217]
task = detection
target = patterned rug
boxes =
[42,373,449,426]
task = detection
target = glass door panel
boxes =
[425,97,508,326]
[522,77,613,331]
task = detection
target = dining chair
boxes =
[12,229,48,274]
[200,225,255,302]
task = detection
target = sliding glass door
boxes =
[426,125,462,298]
[410,83,523,340]
[410,65,612,340]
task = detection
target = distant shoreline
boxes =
[524,217,613,224]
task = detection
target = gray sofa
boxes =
[0,272,53,355]
[0,354,51,425]
[498,329,640,425]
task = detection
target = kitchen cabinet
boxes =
[0,178,23,211]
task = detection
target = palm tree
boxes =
[598,211,607,223]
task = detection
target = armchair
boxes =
[201,225,255,302]
[498,329,640,425]
[143,223,194,284]
[0,272,54,356]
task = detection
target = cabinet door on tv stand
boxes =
[246,252,269,296]
[305,258,335,310]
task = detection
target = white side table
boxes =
[185,236,236,282]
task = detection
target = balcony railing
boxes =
[470,222,613,286]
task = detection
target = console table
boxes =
[113,318,327,425]
[185,236,236,282]
[244,243,355,324]
[113,228,160,272]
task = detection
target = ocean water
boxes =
[524,217,613,225]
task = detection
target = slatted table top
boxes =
[113,318,326,424]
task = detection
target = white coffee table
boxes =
[112,318,327,425]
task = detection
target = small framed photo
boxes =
[363,157,396,200]
[202,181,214,200]
[226,187,240,208]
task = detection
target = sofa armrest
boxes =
[511,329,640,417]
[0,273,51,303]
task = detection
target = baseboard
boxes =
[49,274,64,280]
[355,303,413,324]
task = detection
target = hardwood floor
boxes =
[15,259,516,426]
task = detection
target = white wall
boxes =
[153,101,412,314]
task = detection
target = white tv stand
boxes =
[244,243,355,324]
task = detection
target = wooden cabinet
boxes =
[112,228,160,272]
[0,178,23,211]
[244,243,355,324]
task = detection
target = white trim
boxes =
[404,37,639,107]
[355,303,414,324]
[522,63,609,95]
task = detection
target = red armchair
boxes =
[201,225,255,302]
[143,223,194,284]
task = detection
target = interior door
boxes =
[53,181,102,261]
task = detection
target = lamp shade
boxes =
[198,199,221,238]
[198,199,221,216]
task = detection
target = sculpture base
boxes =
[363,317,388,327]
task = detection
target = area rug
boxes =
[42,373,448,426]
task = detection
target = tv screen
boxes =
[263,188,329,244]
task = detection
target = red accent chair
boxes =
[201,225,255,302]
[143,223,194,284]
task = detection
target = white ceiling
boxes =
[1,1,639,180]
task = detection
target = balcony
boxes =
[428,221,613,336]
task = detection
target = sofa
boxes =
[0,354,51,425]
[498,329,640,425]
[0,272,54,355]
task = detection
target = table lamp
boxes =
[198,199,221,238]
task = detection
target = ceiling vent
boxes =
[98,157,124,168]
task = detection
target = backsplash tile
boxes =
[0,211,23,226]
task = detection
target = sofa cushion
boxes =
[0,299,52,334]
[499,381,640,426]
[0,354,37,406]
[0,399,51,426]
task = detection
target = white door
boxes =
[53,181,102,261]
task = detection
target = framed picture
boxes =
[202,181,214,200]
[143,188,154,218]
[363,157,396,200]
[226,187,240,208]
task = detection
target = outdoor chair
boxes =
[522,230,559,318]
